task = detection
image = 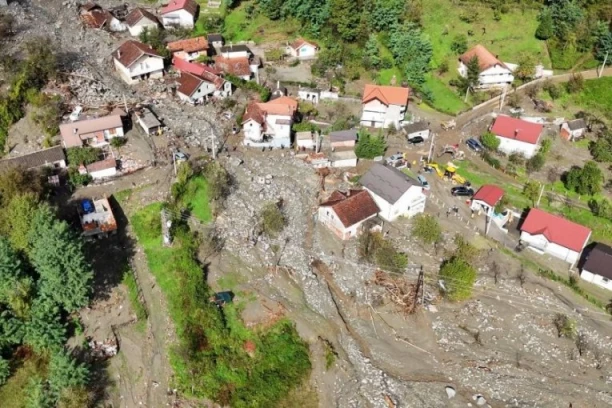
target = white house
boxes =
[60,114,124,148]
[490,115,543,159]
[286,38,318,59]
[360,84,410,129]
[318,190,379,240]
[470,184,504,217]
[136,107,162,136]
[298,87,320,104]
[295,131,316,150]
[459,45,514,88]
[520,208,591,267]
[177,72,231,103]
[581,243,612,291]
[160,0,198,28]
[81,158,117,179]
[560,118,587,141]
[402,121,430,141]
[360,163,427,222]
[125,8,159,37]
[218,44,251,59]
[242,96,297,148]
[167,37,209,62]
[112,40,164,85]
[0,146,66,171]
[207,33,224,48]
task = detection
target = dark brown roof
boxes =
[214,56,251,77]
[0,146,66,171]
[582,243,612,279]
[112,40,161,68]
[177,72,204,97]
[242,102,265,125]
[320,190,379,228]
[81,8,114,28]
[125,8,159,27]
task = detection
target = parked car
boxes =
[69,106,83,122]
[466,138,483,152]
[407,136,425,145]
[417,175,430,190]
[509,107,524,115]
[451,186,474,196]
[385,153,406,168]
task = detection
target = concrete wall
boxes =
[580,270,612,291]
[520,231,582,265]
[128,20,158,37]
[366,187,426,222]
[90,167,117,179]
[407,129,430,140]
[162,9,194,28]
[496,136,538,158]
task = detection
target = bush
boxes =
[480,131,500,151]
[588,198,612,220]
[411,214,442,246]
[67,168,92,187]
[543,79,561,100]
[553,313,577,339]
[482,151,501,169]
[450,34,468,55]
[589,132,612,163]
[358,231,407,273]
[566,73,584,94]
[355,130,386,159]
[508,152,525,165]
[437,60,449,75]
[526,153,545,173]
[439,257,476,301]
[564,161,603,196]
[539,138,553,155]
[66,147,101,166]
[110,137,127,148]
[260,202,286,238]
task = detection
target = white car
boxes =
[69,106,83,122]
[417,175,430,190]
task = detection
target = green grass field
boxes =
[220,2,299,43]
[543,77,612,121]
[180,176,212,222]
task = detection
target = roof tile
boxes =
[521,208,591,253]
[320,190,379,228]
[491,115,543,145]
[362,84,410,106]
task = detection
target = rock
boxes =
[475,395,486,406]
[445,386,456,399]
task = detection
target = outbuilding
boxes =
[581,243,612,291]
[330,129,358,149]
[136,108,162,136]
[331,150,357,168]
[560,118,587,141]
[125,8,159,37]
[470,185,504,217]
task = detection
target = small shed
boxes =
[402,121,430,140]
[296,131,316,150]
[560,118,587,141]
[331,149,357,168]
[137,108,162,135]
[329,129,358,149]
[298,88,320,105]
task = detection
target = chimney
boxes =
[117,50,121,59]
[514,129,519,138]
[277,80,280,90]
[73,128,78,134]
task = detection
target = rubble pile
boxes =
[89,337,118,359]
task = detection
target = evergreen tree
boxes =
[535,10,554,40]
[29,206,92,312]
[364,34,381,68]
[330,0,361,41]
[0,237,23,302]
[24,297,66,352]
[0,356,9,385]
[0,311,25,347]
[0,193,40,253]
[25,376,53,408]
[48,349,89,403]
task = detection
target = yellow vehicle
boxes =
[425,162,445,178]
[445,164,467,185]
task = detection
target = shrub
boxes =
[355,130,386,159]
[543,79,561,100]
[589,132,612,163]
[439,257,476,301]
[482,151,501,169]
[411,214,442,246]
[67,168,92,187]
[564,161,603,196]
[480,131,500,151]
[566,73,584,94]
[539,138,553,155]
[553,313,577,339]
[264,48,285,62]
[437,60,449,75]
[508,152,525,165]
[526,153,545,173]
[260,202,286,238]
[450,34,468,55]
[588,198,612,220]
[66,147,101,166]
[110,137,127,148]
[358,231,407,273]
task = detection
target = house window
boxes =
[108,128,117,136]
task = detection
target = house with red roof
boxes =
[160,0,198,28]
[167,37,209,62]
[360,84,410,129]
[286,38,318,59]
[458,45,514,88]
[318,190,379,240]
[242,96,298,148]
[520,208,591,266]
[490,115,544,159]
[470,185,504,217]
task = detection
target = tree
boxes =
[355,130,386,159]
[138,27,169,59]
[29,206,92,312]
[439,257,476,301]
[494,195,509,214]
[364,34,381,68]
[66,147,101,166]
[588,198,612,220]
[507,92,521,109]
[0,193,41,252]
[535,9,554,40]
[553,313,577,339]
[260,202,286,238]
[25,376,53,408]
[514,53,536,81]
[330,0,361,41]
[480,131,500,151]
[0,237,24,302]
[0,356,9,385]
[564,161,604,196]
[24,298,66,352]
[48,349,89,403]
[526,153,546,174]
[594,23,612,64]
[388,23,433,86]
[203,160,232,202]
[450,34,468,55]
[0,168,44,207]
[523,181,540,206]
[411,214,442,246]
[566,73,584,94]
[589,131,612,163]
[258,0,284,20]
[369,0,404,31]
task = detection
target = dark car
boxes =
[407,136,425,145]
[451,186,474,196]
[466,138,483,152]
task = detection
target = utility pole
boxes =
[599,51,609,78]
[419,266,425,306]
[499,85,507,111]
[464,86,470,103]
[172,149,177,176]
[427,131,435,163]
[210,130,217,159]
[536,182,545,208]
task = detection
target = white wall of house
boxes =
[360,99,406,129]
[85,126,125,147]
[317,207,374,240]
[178,81,216,104]
[114,55,164,84]
[213,81,232,98]
[365,187,426,222]
[580,270,612,291]
[496,136,538,158]
[298,90,319,104]
[108,17,126,32]
[89,167,117,179]
[561,123,585,141]
[243,119,263,143]
[221,50,249,59]
[162,9,194,28]
[520,231,585,265]
[332,157,357,168]
[459,61,514,88]
[320,91,339,101]
[406,129,430,140]
[128,19,158,37]
[470,199,494,217]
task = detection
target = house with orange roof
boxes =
[242,96,298,148]
[360,84,410,129]
[286,38,318,59]
[167,37,209,62]
[458,45,514,88]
